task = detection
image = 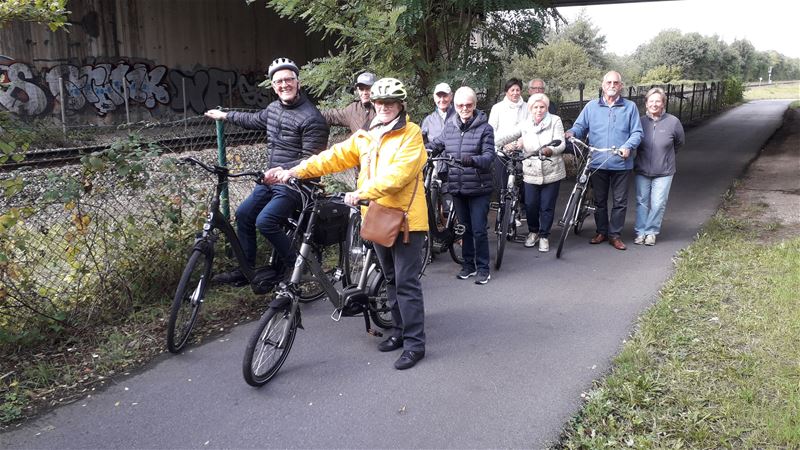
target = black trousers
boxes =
[591,169,631,238]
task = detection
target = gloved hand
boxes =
[542,147,553,157]
[460,155,474,167]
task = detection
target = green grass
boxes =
[557,214,800,448]
[744,82,800,101]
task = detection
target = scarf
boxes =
[531,112,552,134]
[368,115,401,141]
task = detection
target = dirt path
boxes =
[725,106,800,241]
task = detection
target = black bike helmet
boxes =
[370,77,407,101]
[267,57,299,79]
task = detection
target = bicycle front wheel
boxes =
[343,213,364,286]
[167,249,213,354]
[495,198,512,270]
[242,306,298,387]
[448,209,464,265]
[557,187,582,259]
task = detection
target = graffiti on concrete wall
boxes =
[0,59,271,118]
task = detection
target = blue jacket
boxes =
[421,106,456,144]
[427,110,496,196]
[227,92,330,170]
[569,96,643,170]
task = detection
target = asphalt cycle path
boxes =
[1,100,792,449]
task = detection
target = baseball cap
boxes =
[434,83,452,94]
[355,72,376,87]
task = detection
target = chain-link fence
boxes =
[0,109,357,350]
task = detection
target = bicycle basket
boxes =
[312,201,349,246]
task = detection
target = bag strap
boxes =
[368,140,419,245]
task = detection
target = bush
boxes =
[722,77,745,106]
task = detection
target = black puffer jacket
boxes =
[427,110,496,196]
[226,92,330,169]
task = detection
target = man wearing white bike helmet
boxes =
[269,78,429,370]
[205,57,329,288]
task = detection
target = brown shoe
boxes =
[589,233,607,244]
[609,237,627,250]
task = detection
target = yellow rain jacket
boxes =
[293,114,429,232]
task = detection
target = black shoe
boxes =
[394,350,425,370]
[456,268,477,280]
[212,268,247,286]
[474,272,491,285]
[378,336,404,352]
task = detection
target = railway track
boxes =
[0,131,265,172]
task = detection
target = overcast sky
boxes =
[557,0,800,59]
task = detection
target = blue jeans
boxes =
[235,184,301,270]
[523,180,561,238]
[451,193,491,275]
[634,174,674,236]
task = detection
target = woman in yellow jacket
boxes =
[269,78,428,370]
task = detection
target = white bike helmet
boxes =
[370,78,407,101]
[267,57,299,79]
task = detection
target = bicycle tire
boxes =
[343,213,364,286]
[242,306,298,387]
[448,214,464,265]
[557,187,582,259]
[495,198,512,270]
[420,231,432,274]
[367,272,392,329]
[574,185,591,235]
[506,199,518,242]
[167,249,213,354]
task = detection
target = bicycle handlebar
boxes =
[567,137,623,157]
[498,139,562,162]
[179,156,265,181]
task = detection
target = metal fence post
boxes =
[700,83,707,117]
[215,119,229,219]
[689,83,696,122]
[679,84,685,122]
[59,77,66,138]
[182,78,187,134]
[122,77,130,125]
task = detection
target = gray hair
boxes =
[645,87,666,102]
[527,93,550,111]
[528,78,546,89]
[453,86,477,104]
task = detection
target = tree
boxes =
[639,65,683,84]
[507,39,601,93]
[556,10,608,69]
[0,0,69,31]
[249,0,560,115]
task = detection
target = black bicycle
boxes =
[167,158,339,354]
[242,179,391,387]
[555,137,623,259]
[423,150,464,266]
[493,140,561,270]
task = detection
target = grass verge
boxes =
[744,82,800,101]
[557,213,800,448]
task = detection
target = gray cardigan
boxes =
[635,113,685,177]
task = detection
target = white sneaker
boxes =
[644,234,656,246]
[634,235,645,245]
[524,232,539,248]
[538,237,549,252]
[515,218,522,227]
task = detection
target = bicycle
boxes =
[167,158,341,354]
[555,137,623,259]
[423,150,464,266]
[242,178,392,387]
[493,140,561,270]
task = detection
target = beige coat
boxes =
[520,114,566,185]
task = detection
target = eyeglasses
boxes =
[374,100,400,108]
[604,80,622,85]
[272,77,297,86]
[455,103,474,110]
[529,86,545,91]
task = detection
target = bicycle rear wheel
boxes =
[167,249,213,353]
[297,241,345,303]
[495,198,512,270]
[242,306,298,387]
[557,187,582,259]
[367,272,393,329]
